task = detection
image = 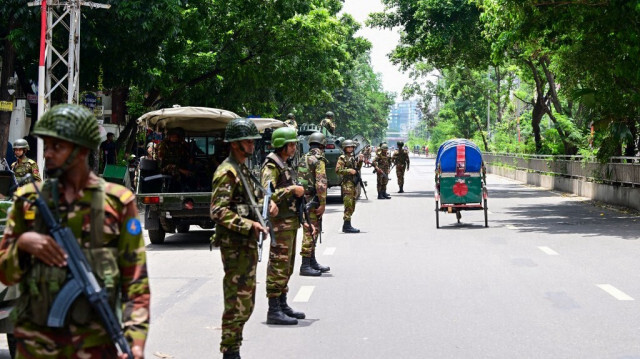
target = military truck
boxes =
[135,107,285,244]
[0,168,18,358]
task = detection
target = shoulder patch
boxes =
[105,182,135,206]
[126,218,142,235]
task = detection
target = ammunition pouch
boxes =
[15,247,120,327]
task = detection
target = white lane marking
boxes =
[597,284,634,301]
[323,247,336,255]
[293,286,315,303]
[538,246,559,256]
[506,225,517,230]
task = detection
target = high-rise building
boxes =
[386,99,422,146]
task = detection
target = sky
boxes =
[340,0,412,100]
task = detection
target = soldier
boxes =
[157,127,192,191]
[362,144,372,167]
[0,104,149,359]
[372,143,392,199]
[297,132,329,276]
[210,118,277,359]
[10,139,41,182]
[261,127,311,325]
[392,141,410,193]
[335,140,364,233]
[283,113,298,131]
[319,111,336,135]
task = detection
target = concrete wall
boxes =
[487,165,640,211]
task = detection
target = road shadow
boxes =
[147,230,214,251]
[486,183,556,199]
[496,201,640,240]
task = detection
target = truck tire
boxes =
[8,333,16,359]
[176,224,190,233]
[149,228,166,244]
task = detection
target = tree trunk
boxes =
[624,119,637,157]
[0,35,17,163]
[472,113,491,152]
[525,59,546,153]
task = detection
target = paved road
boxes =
[2,155,640,358]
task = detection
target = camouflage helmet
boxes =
[224,118,261,143]
[13,138,29,150]
[271,127,298,148]
[308,132,327,146]
[33,103,101,150]
[381,143,389,150]
[341,139,356,149]
[325,111,334,118]
[397,141,404,148]
[287,113,295,119]
[166,127,185,137]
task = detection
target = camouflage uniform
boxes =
[283,119,298,130]
[336,153,362,221]
[210,157,260,354]
[392,148,410,191]
[298,148,327,257]
[11,158,41,182]
[261,153,300,298]
[157,140,190,176]
[372,149,392,197]
[319,118,335,135]
[0,179,150,358]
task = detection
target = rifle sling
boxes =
[227,157,266,227]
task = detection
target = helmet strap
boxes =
[45,146,81,178]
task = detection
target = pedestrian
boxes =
[392,141,410,193]
[319,111,336,135]
[261,127,310,325]
[297,132,329,276]
[210,118,277,359]
[100,132,117,171]
[0,104,149,359]
[372,143,392,199]
[335,139,363,233]
[283,113,298,131]
[10,139,41,182]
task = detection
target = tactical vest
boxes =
[13,179,120,327]
[341,154,358,183]
[297,151,319,196]
[263,153,296,219]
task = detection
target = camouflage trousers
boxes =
[15,335,117,359]
[266,218,299,297]
[342,181,357,221]
[396,165,406,187]
[300,211,320,258]
[376,172,389,193]
[219,240,258,353]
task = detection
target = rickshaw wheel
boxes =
[456,210,462,223]
[484,198,489,227]
[435,200,440,228]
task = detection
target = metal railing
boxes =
[483,152,640,186]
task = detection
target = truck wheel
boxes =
[149,229,166,244]
[176,224,190,233]
[8,333,16,359]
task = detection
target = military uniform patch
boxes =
[126,218,141,235]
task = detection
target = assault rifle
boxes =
[13,175,134,358]
[257,183,276,262]
[227,157,276,263]
[354,169,368,200]
[297,195,320,243]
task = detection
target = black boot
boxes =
[377,191,384,199]
[223,350,241,359]
[279,293,305,319]
[398,185,404,193]
[310,251,330,272]
[342,220,360,233]
[300,257,322,276]
[267,297,298,325]
[383,192,392,199]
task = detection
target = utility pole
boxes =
[27,0,110,174]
